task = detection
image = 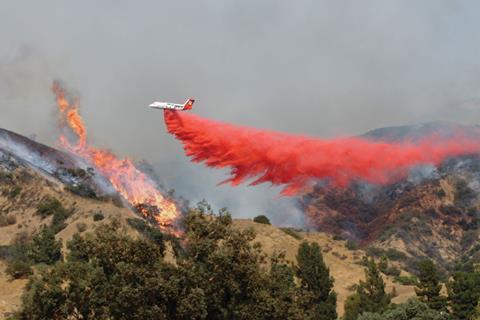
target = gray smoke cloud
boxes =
[1,0,480,226]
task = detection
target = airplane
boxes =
[149,98,195,111]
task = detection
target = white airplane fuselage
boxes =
[149,99,195,111]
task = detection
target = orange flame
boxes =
[52,81,181,234]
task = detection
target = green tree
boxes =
[28,227,62,264]
[354,257,391,317]
[358,298,451,320]
[295,241,337,320]
[447,271,480,320]
[16,202,312,320]
[344,293,362,320]
[2,232,33,279]
[19,267,68,319]
[378,255,388,273]
[18,222,173,320]
[415,259,447,312]
[474,301,480,320]
[181,205,304,319]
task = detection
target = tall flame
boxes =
[52,81,180,234]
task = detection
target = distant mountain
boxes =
[360,121,480,142]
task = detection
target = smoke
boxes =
[165,110,480,195]
[3,1,480,220]
[53,81,182,233]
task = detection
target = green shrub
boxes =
[385,248,407,261]
[378,256,388,273]
[127,218,166,254]
[253,215,271,225]
[93,212,105,221]
[8,185,22,199]
[346,239,359,251]
[36,197,71,233]
[460,230,477,249]
[1,233,33,279]
[280,227,302,240]
[51,210,70,234]
[358,298,448,320]
[5,259,32,279]
[28,227,62,264]
[384,266,401,277]
[36,197,64,219]
[0,171,13,182]
[394,275,418,285]
[366,246,385,257]
[378,225,396,242]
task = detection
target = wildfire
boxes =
[52,81,180,234]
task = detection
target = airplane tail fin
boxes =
[183,99,195,110]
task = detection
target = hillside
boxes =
[302,123,480,274]
[0,129,147,317]
[0,128,422,318]
[0,164,417,317]
[234,220,416,315]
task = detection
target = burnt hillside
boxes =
[301,123,480,272]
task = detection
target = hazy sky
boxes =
[2,1,480,225]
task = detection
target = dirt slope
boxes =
[234,219,416,315]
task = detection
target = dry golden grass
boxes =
[0,167,416,318]
[234,219,416,316]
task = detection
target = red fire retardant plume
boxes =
[164,110,480,195]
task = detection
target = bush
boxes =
[378,225,395,242]
[0,171,13,182]
[253,215,271,225]
[28,227,62,264]
[5,259,32,279]
[385,248,407,261]
[332,234,345,241]
[358,298,448,320]
[384,266,401,277]
[454,179,476,206]
[378,256,388,273]
[366,246,385,257]
[280,227,303,240]
[93,212,105,221]
[460,230,477,250]
[127,218,166,254]
[36,197,71,233]
[0,214,16,227]
[50,209,71,234]
[1,233,33,279]
[36,197,64,219]
[346,239,359,251]
[394,275,418,285]
[66,183,97,199]
[8,185,22,199]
